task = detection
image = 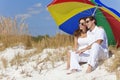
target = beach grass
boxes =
[0,16,120,78]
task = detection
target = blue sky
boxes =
[0,0,58,36]
[0,0,120,36]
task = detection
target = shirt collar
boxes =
[90,26,98,33]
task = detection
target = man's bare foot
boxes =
[86,64,92,73]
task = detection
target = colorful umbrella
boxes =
[47,0,120,47]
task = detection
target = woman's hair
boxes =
[73,29,82,38]
[74,17,88,38]
[78,17,86,23]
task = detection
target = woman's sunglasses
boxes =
[79,22,86,26]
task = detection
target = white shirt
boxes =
[77,36,89,50]
[87,26,108,50]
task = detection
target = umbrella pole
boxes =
[92,6,98,16]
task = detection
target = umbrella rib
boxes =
[92,6,98,16]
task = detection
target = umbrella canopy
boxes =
[91,0,120,18]
[47,0,120,46]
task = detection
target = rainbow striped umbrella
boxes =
[47,0,120,46]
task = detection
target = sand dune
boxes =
[0,46,117,80]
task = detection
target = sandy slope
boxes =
[36,63,116,80]
[0,46,117,80]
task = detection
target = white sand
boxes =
[0,46,117,80]
[36,63,116,80]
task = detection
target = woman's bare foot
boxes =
[64,67,69,70]
[66,65,70,70]
[86,64,92,73]
[67,69,77,75]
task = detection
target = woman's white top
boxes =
[77,36,89,50]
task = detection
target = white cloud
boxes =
[28,10,41,14]
[15,3,43,19]
[27,3,43,15]
[16,14,31,19]
[34,3,42,8]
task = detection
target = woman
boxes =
[67,17,90,74]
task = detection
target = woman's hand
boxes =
[76,48,86,54]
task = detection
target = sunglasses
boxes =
[86,20,91,23]
[79,22,85,26]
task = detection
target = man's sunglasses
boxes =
[86,20,91,23]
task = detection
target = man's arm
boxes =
[85,39,103,50]
[95,39,103,45]
[76,39,103,54]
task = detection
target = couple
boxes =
[67,16,109,74]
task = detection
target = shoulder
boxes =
[96,26,105,32]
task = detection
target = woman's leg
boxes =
[67,51,70,70]
[67,52,80,75]
[70,52,81,71]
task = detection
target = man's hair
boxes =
[87,16,97,25]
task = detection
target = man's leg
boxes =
[86,64,93,73]
[86,43,105,73]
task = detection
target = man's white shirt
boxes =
[87,26,108,51]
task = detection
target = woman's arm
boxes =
[74,37,78,51]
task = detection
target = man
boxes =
[84,16,109,73]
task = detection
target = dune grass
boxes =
[0,16,120,78]
[0,16,32,50]
[0,16,74,72]
[32,33,74,52]
[105,46,120,72]
[104,46,120,79]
